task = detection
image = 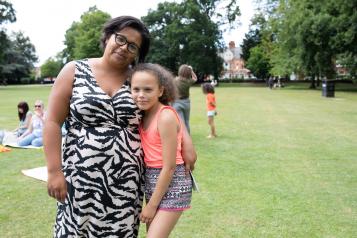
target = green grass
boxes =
[0,84,356,237]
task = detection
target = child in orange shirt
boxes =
[130,63,193,238]
[202,83,217,138]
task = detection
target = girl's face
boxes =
[18,108,24,113]
[131,71,163,112]
[105,27,142,67]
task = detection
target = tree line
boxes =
[0,0,37,84]
[1,0,355,86]
[241,0,356,87]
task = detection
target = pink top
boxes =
[139,106,184,168]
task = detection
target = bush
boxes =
[20,77,31,84]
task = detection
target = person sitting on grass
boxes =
[14,101,33,137]
[18,100,45,147]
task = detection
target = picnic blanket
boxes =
[1,131,43,149]
[21,166,47,182]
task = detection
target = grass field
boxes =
[0,83,356,237]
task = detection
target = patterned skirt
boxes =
[145,164,192,211]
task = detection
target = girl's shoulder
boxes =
[158,106,181,128]
[159,105,176,117]
[158,106,178,119]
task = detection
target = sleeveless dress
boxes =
[54,59,144,238]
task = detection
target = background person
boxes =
[202,83,217,139]
[18,100,45,146]
[14,101,32,137]
[172,64,197,134]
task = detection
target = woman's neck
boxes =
[98,57,130,76]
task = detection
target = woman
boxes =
[18,100,44,147]
[173,64,197,133]
[44,16,196,237]
[14,101,32,137]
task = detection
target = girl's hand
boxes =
[47,170,67,203]
[139,203,157,224]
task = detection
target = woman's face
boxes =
[18,107,24,113]
[34,102,44,113]
[105,27,142,67]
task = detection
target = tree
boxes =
[0,0,16,84]
[0,0,16,25]
[142,0,240,79]
[1,32,38,84]
[41,57,62,78]
[240,14,265,61]
[246,45,271,79]
[63,6,110,62]
[267,0,357,88]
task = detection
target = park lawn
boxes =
[0,83,356,237]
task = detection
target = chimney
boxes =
[229,41,236,49]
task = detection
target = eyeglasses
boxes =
[114,33,140,55]
[34,105,42,108]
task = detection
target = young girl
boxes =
[130,63,193,238]
[202,83,217,139]
[14,101,32,137]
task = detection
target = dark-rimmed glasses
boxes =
[114,33,140,55]
[34,105,42,108]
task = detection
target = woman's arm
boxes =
[181,125,197,174]
[139,109,178,224]
[43,61,75,203]
[191,70,198,82]
[18,118,34,139]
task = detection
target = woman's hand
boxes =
[139,203,158,224]
[47,170,67,203]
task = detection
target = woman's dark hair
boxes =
[17,101,29,121]
[202,82,215,94]
[130,63,177,105]
[100,16,150,65]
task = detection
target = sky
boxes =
[5,0,255,66]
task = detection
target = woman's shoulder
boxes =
[54,61,77,86]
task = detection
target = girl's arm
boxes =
[43,62,74,203]
[139,109,179,224]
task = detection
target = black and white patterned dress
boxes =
[54,59,144,237]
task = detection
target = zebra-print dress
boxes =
[54,59,144,237]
